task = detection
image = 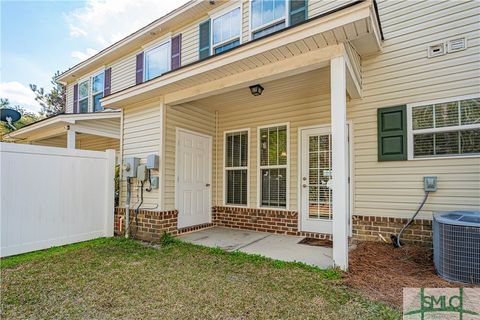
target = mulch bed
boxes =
[344,242,462,308]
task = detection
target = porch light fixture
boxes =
[249,84,264,96]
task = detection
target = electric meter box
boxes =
[137,164,147,181]
[123,157,139,178]
[147,154,159,170]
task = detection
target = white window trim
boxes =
[257,122,290,210]
[249,0,289,41]
[222,128,250,208]
[210,1,243,55]
[407,93,480,160]
[143,39,172,82]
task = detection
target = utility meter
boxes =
[123,157,139,178]
[147,154,159,170]
[424,176,438,192]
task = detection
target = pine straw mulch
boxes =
[344,241,463,309]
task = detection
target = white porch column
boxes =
[330,55,349,270]
[66,128,76,149]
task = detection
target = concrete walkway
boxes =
[178,227,333,268]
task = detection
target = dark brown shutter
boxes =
[136,52,144,84]
[73,84,79,113]
[104,67,112,96]
[171,34,182,70]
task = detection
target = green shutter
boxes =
[199,19,211,60]
[377,105,407,161]
[289,0,307,26]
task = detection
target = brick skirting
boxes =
[352,215,433,245]
[114,207,433,245]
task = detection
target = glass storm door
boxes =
[300,126,335,234]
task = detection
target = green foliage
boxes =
[159,232,180,246]
[29,71,66,117]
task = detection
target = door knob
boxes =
[302,184,307,188]
[206,183,211,187]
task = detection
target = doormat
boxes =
[298,237,333,248]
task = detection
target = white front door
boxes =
[176,129,212,229]
[299,125,350,234]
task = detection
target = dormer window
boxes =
[145,41,171,81]
[212,6,241,54]
[251,0,287,39]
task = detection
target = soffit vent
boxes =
[447,37,467,53]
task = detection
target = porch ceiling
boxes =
[102,0,381,109]
[5,112,121,141]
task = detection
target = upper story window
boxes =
[409,96,480,158]
[78,80,89,113]
[92,72,104,112]
[212,6,241,54]
[251,0,287,39]
[145,41,170,81]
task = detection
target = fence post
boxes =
[105,149,116,237]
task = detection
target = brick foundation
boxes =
[114,207,433,245]
[352,215,433,245]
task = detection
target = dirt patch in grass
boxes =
[1,237,400,319]
[344,242,461,308]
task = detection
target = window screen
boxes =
[411,98,480,158]
[225,131,248,205]
[259,125,288,208]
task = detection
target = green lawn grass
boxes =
[1,237,400,319]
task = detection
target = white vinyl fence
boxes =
[0,142,115,257]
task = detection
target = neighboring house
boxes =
[24,0,480,269]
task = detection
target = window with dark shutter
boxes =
[377,105,407,161]
[104,67,112,96]
[289,0,307,26]
[136,52,144,84]
[171,34,182,70]
[73,84,79,113]
[199,19,211,60]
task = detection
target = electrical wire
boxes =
[391,191,430,248]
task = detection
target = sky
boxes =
[1,0,189,113]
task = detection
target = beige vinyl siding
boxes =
[110,53,137,93]
[164,104,216,210]
[120,100,162,208]
[212,93,331,211]
[179,18,204,66]
[241,0,250,43]
[66,84,74,113]
[348,0,480,219]
[308,0,356,19]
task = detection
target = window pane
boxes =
[93,93,103,112]
[460,129,480,154]
[251,0,285,30]
[79,99,88,113]
[214,39,240,54]
[252,21,285,39]
[145,42,169,80]
[412,105,433,130]
[435,102,459,128]
[274,0,285,20]
[226,169,247,205]
[251,0,262,29]
[225,131,248,168]
[268,127,278,165]
[460,98,480,125]
[79,81,89,99]
[435,131,459,155]
[92,73,104,94]
[263,0,274,25]
[278,126,287,165]
[414,133,434,157]
[261,168,286,208]
[213,7,240,46]
[260,128,269,166]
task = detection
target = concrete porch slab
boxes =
[178,227,333,269]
